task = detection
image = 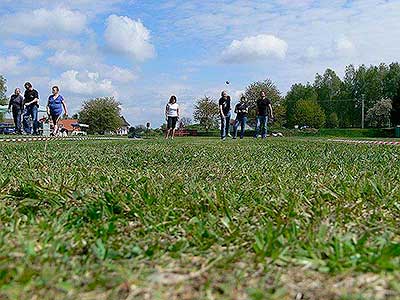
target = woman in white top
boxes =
[165,95,179,139]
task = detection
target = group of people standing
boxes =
[219,90,274,140]
[164,90,274,140]
[8,82,68,135]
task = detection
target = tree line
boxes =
[194,62,400,130]
[2,61,400,132]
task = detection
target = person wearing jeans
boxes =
[233,95,248,139]
[254,91,274,139]
[8,88,24,134]
[219,90,231,140]
[23,82,40,135]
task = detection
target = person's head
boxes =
[52,86,59,95]
[24,82,32,90]
[169,95,177,104]
[14,88,21,95]
[260,91,266,98]
[221,90,228,99]
[240,95,246,103]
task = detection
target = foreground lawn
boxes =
[0,137,399,299]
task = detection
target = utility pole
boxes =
[361,94,365,129]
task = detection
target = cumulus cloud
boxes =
[0,55,22,74]
[48,50,88,69]
[104,15,155,61]
[21,45,43,60]
[221,34,288,63]
[52,70,116,97]
[0,7,87,36]
[106,66,137,83]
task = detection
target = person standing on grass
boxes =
[254,91,274,139]
[165,95,179,139]
[8,88,24,134]
[233,95,248,139]
[23,82,40,135]
[47,86,68,136]
[219,90,231,140]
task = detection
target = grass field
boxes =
[0,137,400,299]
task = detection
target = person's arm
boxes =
[8,96,12,111]
[219,104,225,117]
[20,96,24,110]
[46,97,50,116]
[234,104,238,114]
[269,104,274,119]
[62,100,68,117]
[24,91,39,106]
[32,90,39,105]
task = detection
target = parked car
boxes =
[0,123,16,135]
[71,131,87,136]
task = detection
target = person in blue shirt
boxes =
[47,86,68,136]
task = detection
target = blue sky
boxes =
[0,0,399,127]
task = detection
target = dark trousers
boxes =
[23,105,39,134]
[254,115,268,138]
[220,112,231,139]
[12,108,23,133]
[233,116,247,139]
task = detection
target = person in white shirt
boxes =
[165,95,180,139]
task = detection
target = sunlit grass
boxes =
[0,138,399,299]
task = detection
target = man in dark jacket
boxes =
[219,90,231,140]
[8,88,24,134]
[254,91,274,138]
[23,82,39,135]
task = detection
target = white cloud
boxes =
[104,15,155,61]
[106,66,137,83]
[335,36,356,57]
[221,34,288,63]
[0,7,87,36]
[0,55,22,74]
[21,45,43,60]
[52,70,116,97]
[48,50,87,69]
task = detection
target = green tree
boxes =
[284,83,317,127]
[313,69,343,117]
[293,100,326,128]
[326,112,339,128]
[78,97,122,134]
[193,96,219,131]
[0,75,7,122]
[244,79,283,125]
[341,64,358,127]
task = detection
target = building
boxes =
[58,119,80,133]
[117,116,130,135]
